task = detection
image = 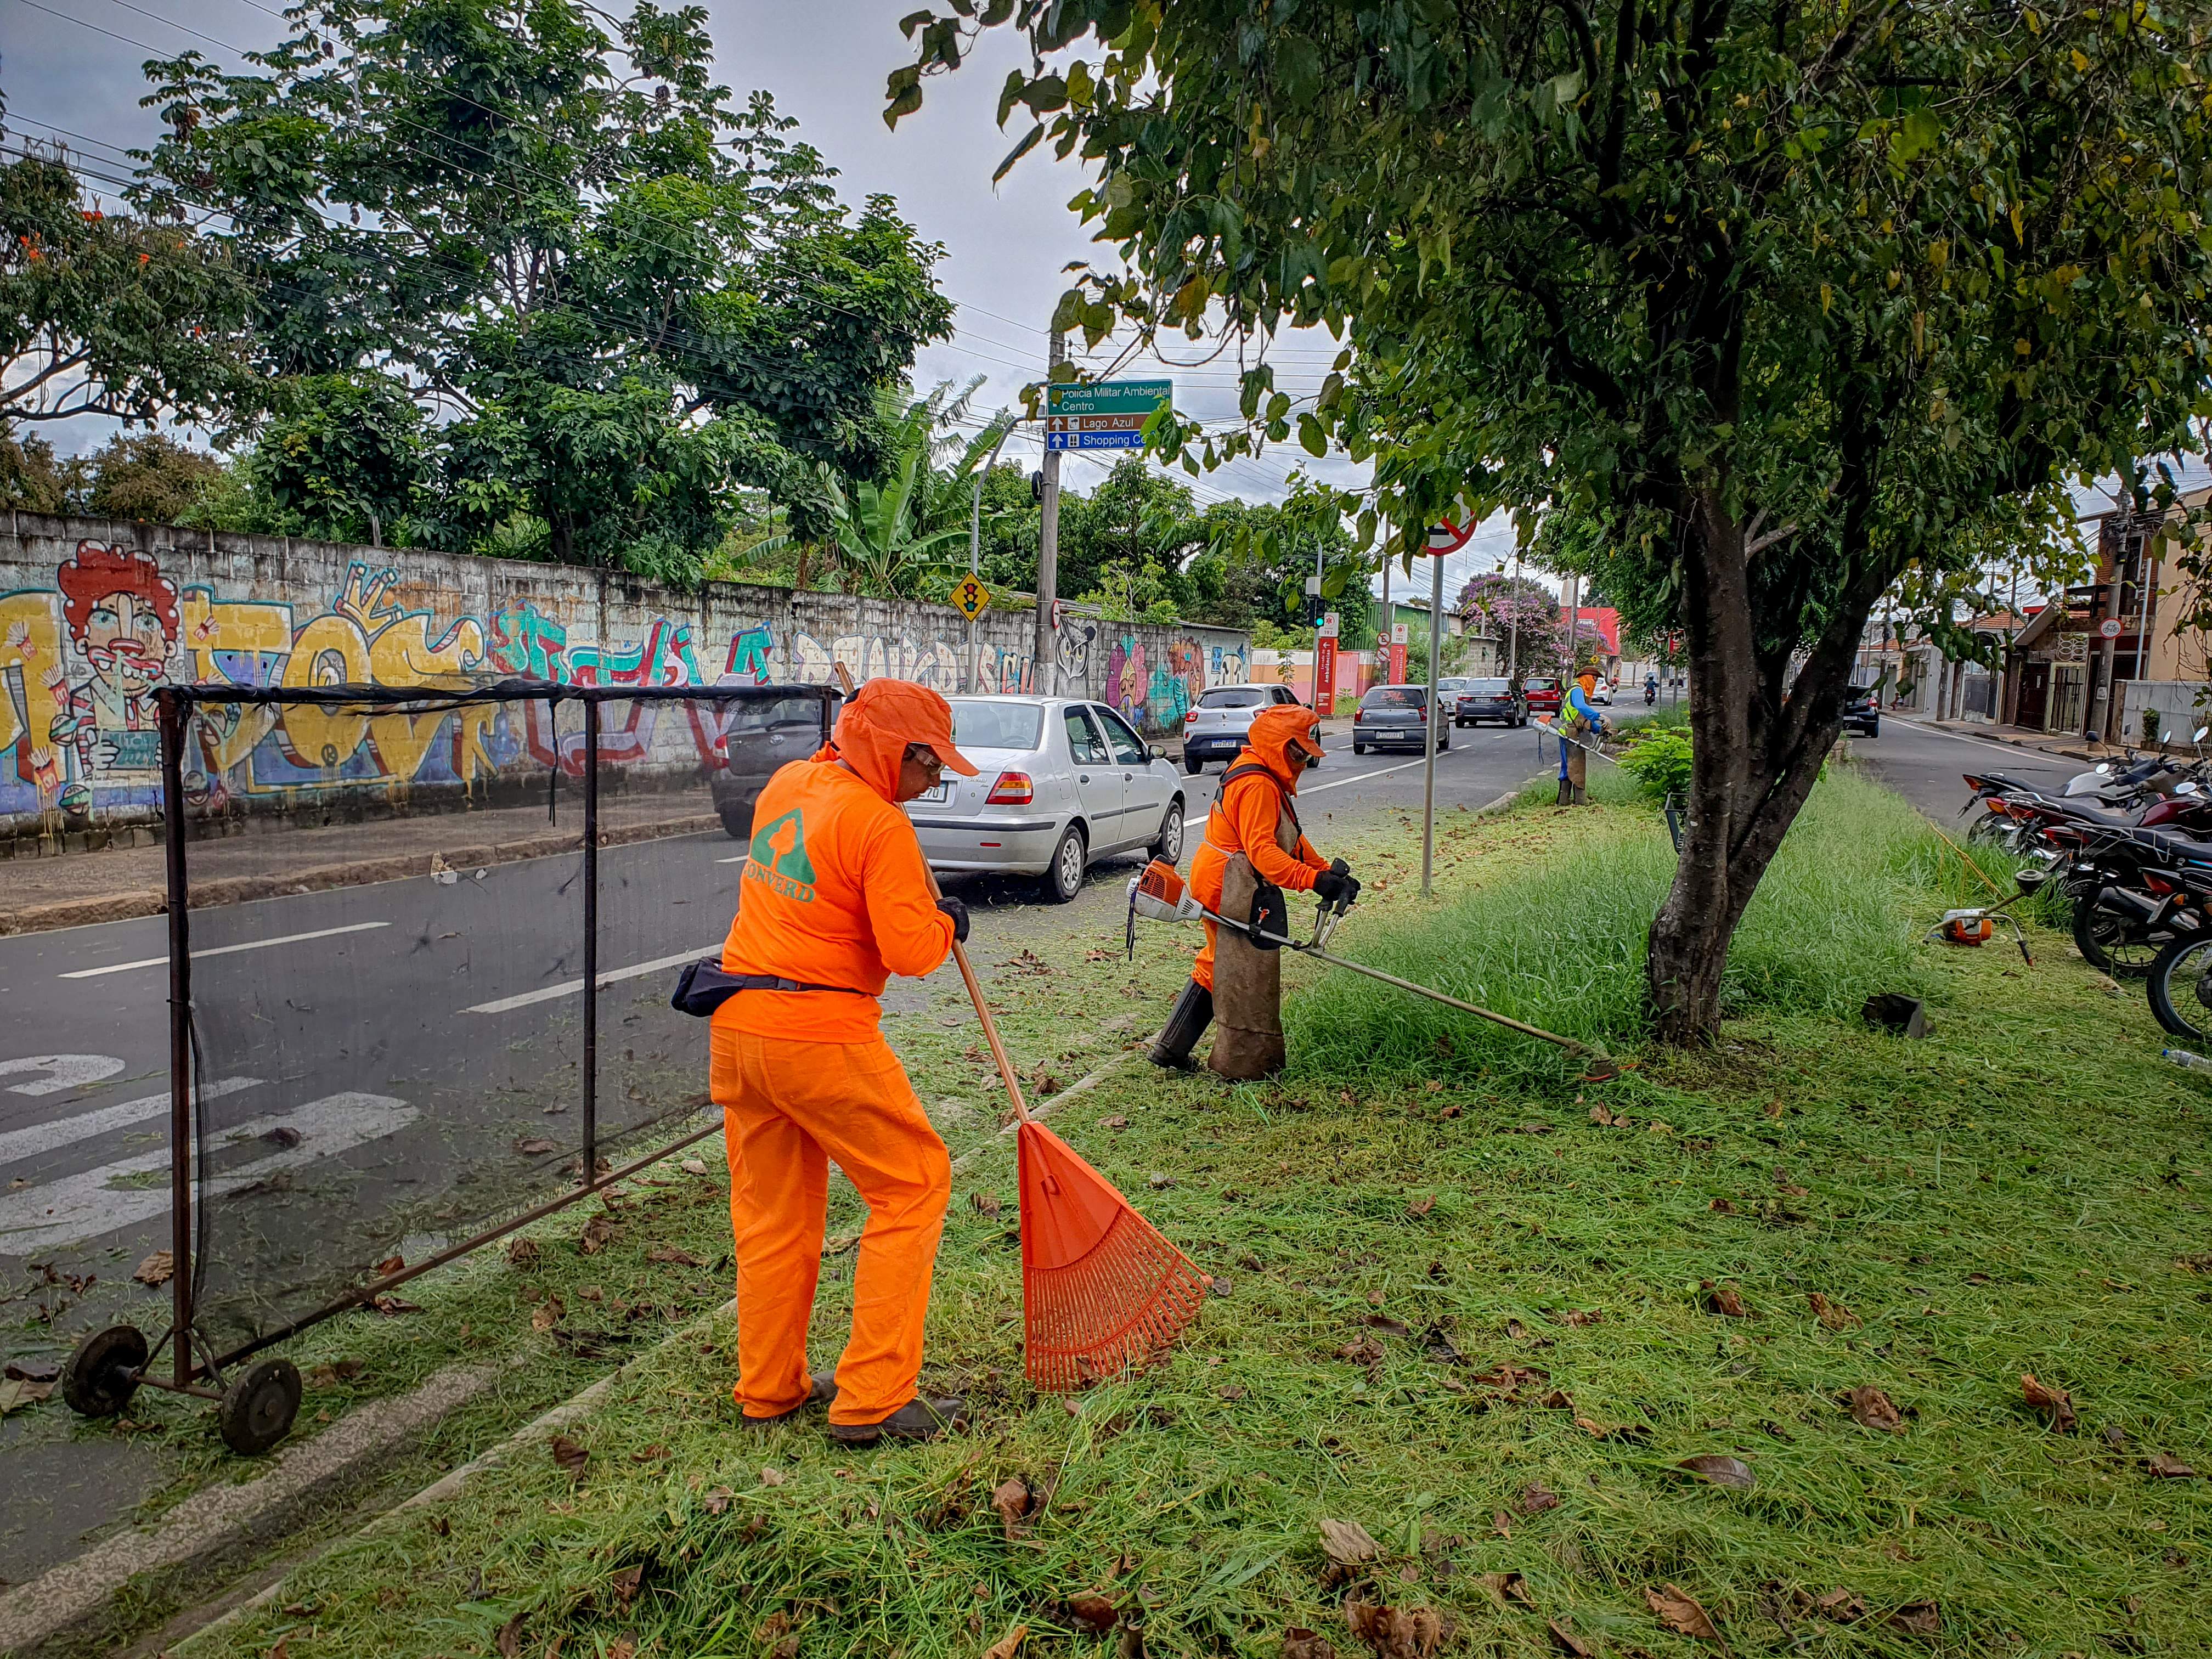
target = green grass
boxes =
[167,769,2212,1659]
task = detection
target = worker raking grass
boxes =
[1149,702,1360,1079]
[691,680,978,1445]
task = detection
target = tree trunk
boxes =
[1644,488,1858,1043]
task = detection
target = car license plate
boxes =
[917,782,951,804]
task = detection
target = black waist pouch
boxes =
[670,959,867,1017]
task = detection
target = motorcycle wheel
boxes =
[2073,893,2163,978]
[2148,936,2212,1043]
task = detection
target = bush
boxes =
[1616,725,1694,802]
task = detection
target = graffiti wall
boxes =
[0,512,1249,841]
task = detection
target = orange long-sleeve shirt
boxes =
[1191,757,1330,911]
[715,757,955,1043]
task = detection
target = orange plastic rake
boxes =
[934,887,1209,1390]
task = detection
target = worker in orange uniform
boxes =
[1148,701,1359,1079]
[710,679,977,1444]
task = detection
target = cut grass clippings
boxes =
[162,765,2212,1657]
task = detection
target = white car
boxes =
[907,696,1188,902]
[1589,680,1615,706]
[1180,682,1310,772]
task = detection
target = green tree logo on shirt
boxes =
[746,809,817,901]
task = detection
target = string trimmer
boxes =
[1533,720,1623,765]
[1125,860,1620,1080]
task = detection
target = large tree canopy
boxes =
[133,0,952,582]
[891,0,2212,1040]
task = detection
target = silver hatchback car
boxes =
[906,696,1189,902]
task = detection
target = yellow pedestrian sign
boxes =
[951,574,992,620]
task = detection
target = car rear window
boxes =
[946,700,1043,750]
[1464,679,1512,694]
[1525,678,1561,692]
[1199,687,1270,708]
[1362,687,1427,710]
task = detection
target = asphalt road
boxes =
[1852,712,2084,822]
[0,715,1558,1579]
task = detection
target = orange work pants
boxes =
[708,1025,951,1425]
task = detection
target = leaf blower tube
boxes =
[1126,860,1620,1080]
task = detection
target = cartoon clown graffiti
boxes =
[49,543,178,814]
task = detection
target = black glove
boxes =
[936,895,970,943]
[1312,866,1361,907]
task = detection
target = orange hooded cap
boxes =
[813,679,978,802]
[1241,701,1324,789]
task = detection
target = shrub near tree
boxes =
[889,0,2212,1042]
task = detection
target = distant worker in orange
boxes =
[1148,701,1358,1079]
[710,679,977,1444]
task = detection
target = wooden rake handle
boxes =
[921,863,1033,1125]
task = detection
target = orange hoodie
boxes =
[1193,701,1330,898]
[715,699,958,1043]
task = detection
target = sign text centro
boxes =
[1046,379,1173,417]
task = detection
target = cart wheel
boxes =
[62,1324,148,1419]
[217,1358,302,1455]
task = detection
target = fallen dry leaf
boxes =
[609,1564,644,1610]
[1677,1454,1756,1490]
[132,1250,174,1287]
[495,1611,524,1657]
[1645,1583,1722,1642]
[531,1296,566,1332]
[1807,1291,1860,1330]
[506,1238,540,1269]
[549,1433,588,1477]
[304,1358,364,1388]
[1492,1511,1511,1538]
[0,1379,53,1414]
[646,1245,702,1267]
[1547,1619,1594,1656]
[1886,1601,1941,1638]
[1709,1198,1737,1214]
[373,1253,405,1276]
[970,1190,1001,1217]
[1345,1598,1444,1658]
[759,1465,786,1487]
[1814,1588,1866,1623]
[2146,1451,2198,1478]
[2022,1373,2078,1432]
[513,1137,558,1156]
[1365,1313,1412,1337]
[1367,1288,1386,1307]
[982,1623,1028,1659]
[1065,1592,1118,1632]
[1335,1338,1386,1367]
[992,1475,1036,1539]
[607,1640,636,1659]
[702,1485,734,1514]
[1562,1310,1602,1327]
[1480,1571,1537,1607]
[630,1443,668,1463]
[680,1157,709,1175]
[1706,1283,1753,1318]
[1282,1629,1339,1659]
[370,1293,421,1315]
[1099,1115,1129,1130]
[1517,1482,1561,1514]
[1319,1517,1383,1566]
[1406,1195,1436,1217]
[1846,1385,1905,1434]
[578,1212,617,1255]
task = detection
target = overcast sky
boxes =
[6,0,2193,610]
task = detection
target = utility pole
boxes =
[1420,543,1443,897]
[1033,327,1066,696]
[1508,552,1520,684]
[967,419,1015,693]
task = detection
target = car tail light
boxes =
[1184,709,1198,724]
[986,770,1034,805]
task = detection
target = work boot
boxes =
[1573,786,1588,805]
[828,1395,967,1446]
[742,1370,837,1427]
[1148,980,1214,1069]
[1555,777,1572,805]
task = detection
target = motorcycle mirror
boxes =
[2096,762,2113,775]
[2197,726,2208,743]
[2180,781,2201,796]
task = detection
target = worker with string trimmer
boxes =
[1148,701,1361,1078]
[1555,669,1608,805]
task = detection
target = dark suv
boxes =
[708,694,835,837]
[1843,685,1880,738]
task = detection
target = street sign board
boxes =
[1044,379,1173,451]
[950,574,992,620]
[1426,515,1476,554]
[2100,617,2124,639]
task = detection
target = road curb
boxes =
[0,815,719,938]
[0,1359,511,1657]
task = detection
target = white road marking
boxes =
[57,922,393,980]
[0,1092,419,1254]
[715,856,748,864]
[1882,714,2081,765]
[1304,744,1472,796]
[462,946,718,1015]
[0,1077,262,1167]
[0,1055,126,1098]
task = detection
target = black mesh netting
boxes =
[175,682,830,1351]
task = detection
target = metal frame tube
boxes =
[158,690,195,1387]
[1421,550,1443,895]
[581,697,600,1189]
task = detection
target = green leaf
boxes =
[993,122,1045,183]
[1298,412,1328,456]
